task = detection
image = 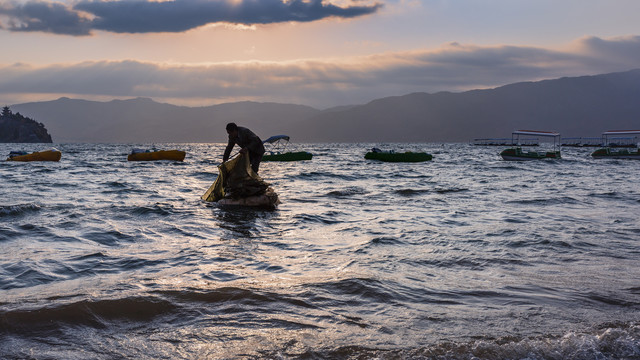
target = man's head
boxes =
[226,122,238,137]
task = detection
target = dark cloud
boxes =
[0,0,92,35]
[0,0,382,35]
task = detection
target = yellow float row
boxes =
[6,149,186,162]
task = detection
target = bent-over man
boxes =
[223,122,265,173]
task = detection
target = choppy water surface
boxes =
[1,143,639,359]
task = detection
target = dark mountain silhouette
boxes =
[11,69,640,143]
[0,106,53,143]
[302,69,640,142]
[12,98,319,143]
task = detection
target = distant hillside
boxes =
[11,69,640,143]
[0,106,53,143]
[301,69,640,142]
[12,98,319,143]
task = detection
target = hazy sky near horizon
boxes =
[1,0,640,108]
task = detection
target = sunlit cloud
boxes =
[202,22,256,30]
[1,36,639,108]
[0,0,382,35]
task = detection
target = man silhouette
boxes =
[223,122,265,173]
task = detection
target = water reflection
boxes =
[213,206,279,240]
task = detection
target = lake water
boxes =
[1,143,639,359]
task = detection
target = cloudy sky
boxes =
[1,0,639,108]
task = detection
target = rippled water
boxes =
[1,143,639,359]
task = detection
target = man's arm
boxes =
[223,137,235,162]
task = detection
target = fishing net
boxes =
[201,153,270,202]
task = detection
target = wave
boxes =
[101,186,154,195]
[0,203,41,218]
[288,197,320,203]
[307,277,403,304]
[353,236,406,254]
[190,170,218,180]
[294,171,358,181]
[104,181,127,188]
[435,187,469,194]
[155,287,290,305]
[0,296,178,335]
[0,266,63,291]
[326,187,368,198]
[33,168,56,174]
[401,257,494,271]
[2,253,168,290]
[389,172,433,179]
[295,323,640,359]
[368,236,404,246]
[507,196,583,206]
[502,238,576,250]
[129,203,175,216]
[34,182,73,190]
[0,226,21,242]
[293,212,345,225]
[0,285,638,359]
[588,191,621,198]
[82,229,136,246]
[394,188,431,196]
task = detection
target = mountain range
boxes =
[10,69,640,143]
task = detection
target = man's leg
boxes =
[250,154,261,173]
